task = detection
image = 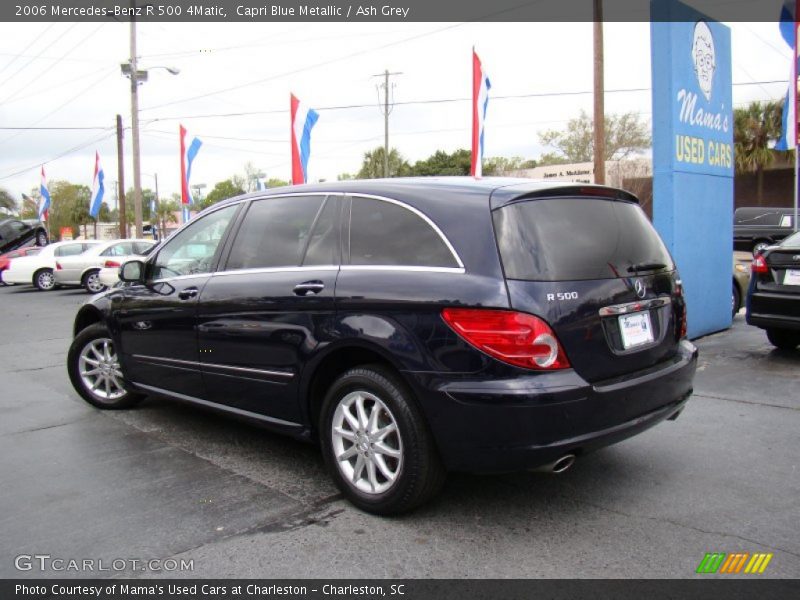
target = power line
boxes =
[0,23,58,78]
[0,23,80,95]
[139,22,468,112]
[143,80,787,123]
[1,23,107,105]
[0,130,115,182]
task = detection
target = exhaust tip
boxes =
[551,454,576,474]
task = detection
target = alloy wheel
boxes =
[78,338,126,402]
[37,270,55,290]
[331,390,403,495]
[85,272,106,293]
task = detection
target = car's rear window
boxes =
[493,198,674,281]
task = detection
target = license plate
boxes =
[784,269,800,286]
[619,312,654,349]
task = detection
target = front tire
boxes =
[33,268,56,291]
[766,329,800,351]
[320,365,446,515]
[67,323,143,409]
[36,230,48,247]
[82,269,107,294]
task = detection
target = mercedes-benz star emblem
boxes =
[634,279,647,299]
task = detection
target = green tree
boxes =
[538,111,651,162]
[483,156,537,175]
[357,147,411,178]
[734,100,784,205]
[199,179,246,210]
[154,198,180,238]
[0,189,16,213]
[266,177,289,188]
[47,181,91,240]
[409,149,472,176]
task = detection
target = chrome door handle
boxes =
[293,281,325,296]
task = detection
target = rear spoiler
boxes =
[503,185,640,206]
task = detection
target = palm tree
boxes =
[356,147,411,179]
[734,100,784,205]
[155,198,179,238]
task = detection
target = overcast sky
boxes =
[0,17,791,207]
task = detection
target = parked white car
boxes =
[54,239,155,293]
[97,240,159,289]
[2,240,104,290]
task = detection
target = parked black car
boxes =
[734,207,796,255]
[67,178,697,514]
[746,230,800,350]
[0,218,48,253]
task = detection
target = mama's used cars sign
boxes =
[651,1,733,338]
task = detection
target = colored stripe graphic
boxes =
[697,552,773,574]
[696,553,726,574]
[744,553,773,574]
[719,553,748,574]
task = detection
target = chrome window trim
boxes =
[133,354,294,379]
[340,265,465,274]
[150,273,214,285]
[348,192,465,269]
[213,265,339,278]
[153,191,466,278]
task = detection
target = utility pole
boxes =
[373,69,402,177]
[593,0,606,185]
[116,114,127,239]
[129,10,144,238]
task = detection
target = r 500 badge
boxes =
[547,292,579,301]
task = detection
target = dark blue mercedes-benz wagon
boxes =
[67,177,697,514]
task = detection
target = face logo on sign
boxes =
[692,20,716,101]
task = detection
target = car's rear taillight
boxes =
[104,260,121,268]
[752,255,768,274]
[55,262,62,270]
[441,308,570,370]
[675,278,687,339]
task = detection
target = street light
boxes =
[120,17,179,238]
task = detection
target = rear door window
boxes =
[493,198,674,281]
[348,196,459,268]
[225,195,325,270]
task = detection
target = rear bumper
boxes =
[407,340,698,473]
[747,291,800,331]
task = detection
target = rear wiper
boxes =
[627,262,667,273]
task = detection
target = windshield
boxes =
[493,198,675,281]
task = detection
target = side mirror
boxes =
[120,259,145,283]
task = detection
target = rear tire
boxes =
[82,269,107,294]
[67,323,143,409]
[320,364,446,515]
[731,281,741,319]
[35,230,48,247]
[766,329,800,351]
[33,268,56,291]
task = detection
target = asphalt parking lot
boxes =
[0,283,798,579]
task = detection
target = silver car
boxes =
[54,239,155,293]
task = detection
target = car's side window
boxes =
[348,196,459,268]
[55,244,88,257]
[225,195,325,271]
[150,204,238,280]
[9,221,27,234]
[303,196,341,266]
[102,242,134,257]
